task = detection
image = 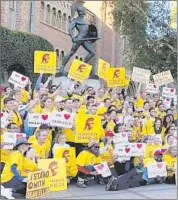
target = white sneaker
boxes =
[1,186,15,199]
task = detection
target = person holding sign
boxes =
[1,138,32,199]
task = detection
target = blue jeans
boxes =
[142,168,155,183]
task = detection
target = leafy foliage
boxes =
[1,26,54,84]
[110,0,177,80]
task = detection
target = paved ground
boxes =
[43,183,177,199]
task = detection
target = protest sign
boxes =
[153,70,174,86]
[34,51,56,74]
[147,162,167,178]
[98,58,110,80]
[68,59,92,82]
[50,111,73,128]
[162,87,176,98]
[94,162,111,178]
[131,67,151,84]
[26,170,50,199]
[163,97,172,109]
[28,113,51,127]
[75,114,101,143]
[3,132,26,150]
[0,112,9,128]
[113,132,129,144]
[107,67,126,87]
[145,83,159,94]
[54,147,78,177]
[8,71,29,89]
[173,95,177,105]
[38,158,67,192]
[114,143,146,160]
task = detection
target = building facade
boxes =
[1,0,126,76]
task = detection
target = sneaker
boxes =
[77,181,87,188]
[110,178,118,191]
[1,186,15,199]
[105,176,118,191]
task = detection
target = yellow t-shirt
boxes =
[21,157,38,177]
[1,134,13,163]
[31,141,50,159]
[100,142,114,167]
[21,89,29,103]
[145,144,155,158]
[136,97,144,108]
[143,157,156,167]
[76,150,102,166]
[131,126,143,142]
[97,106,107,115]
[1,151,24,183]
[1,95,7,110]
[163,154,177,176]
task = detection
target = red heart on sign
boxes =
[170,89,174,93]
[125,148,130,153]
[122,133,126,137]
[64,114,70,120]
[41,115,48,120]
[137,144,142,149]
[157,163,162,169]
[166,98,170,102]
[16,133,23,139]
[21,77,26,81]
[153,85,157,88]
[0,113,3,118]
[97,164,104,170]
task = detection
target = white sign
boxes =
[147,162,167,178]
[94,162,111,178]
[163,97,172,109]
[28,113,51,127]
[153,70,174,86]
[0,112,9,128]
[3,132,26,150]
[131,67,151,84]
[145,83,159,94]
[173,95,177,105]
[8,71,29,89]
[114,143,146,159]
[162,87,176,98]
[50,111,73,128]
[113,132,129,144]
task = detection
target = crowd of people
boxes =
[0,73,177,199]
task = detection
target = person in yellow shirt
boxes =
[142,135,154,158]
[97,98,111,115]
[143,101,150,118]
[1,138,31,199]
[163,145,177,184]
[31,130,50,160]
[3,97,23,127]
[76,140,104,188]
[156,103,166,119]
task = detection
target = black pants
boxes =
[114,161,134,176]
[0,162,5,173]
[165,175,175,184]
[67,142,84,156]
[116,168,146,190]
[2,177,26,196]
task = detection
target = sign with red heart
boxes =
[162,87,176,98]
[94,161,111,178]
[113,132,128,144]
[8,71,29,89]
[125,147,130,153]
[147,162,167,178]
[145,83,159,94]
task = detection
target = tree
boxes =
[1,26,54,85]
[110,0,177,80]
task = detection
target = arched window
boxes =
[46,4,50,24]
[80,57,83,61]
[56,49,59,66]
[40,1,45,21]
[68,16,71,31]
[52,7,56,26]
[62,13,67,31]
[56,10,61,28]
[60,51,64,61]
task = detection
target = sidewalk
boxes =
[43,183,177,199]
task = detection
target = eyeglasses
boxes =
[93,146,100,149]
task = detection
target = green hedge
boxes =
[1,26,54,85]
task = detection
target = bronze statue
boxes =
[59,1,99,76]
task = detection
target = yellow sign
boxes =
[75,114,101,143]
[34,51,57,74]
[26,170,50,199]
[38,159,67,192]
[98,58,110,79]
[54,147,78,177]
[107,67,126,87]
[68,59,92,82]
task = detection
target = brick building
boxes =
[1,0,126,77]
